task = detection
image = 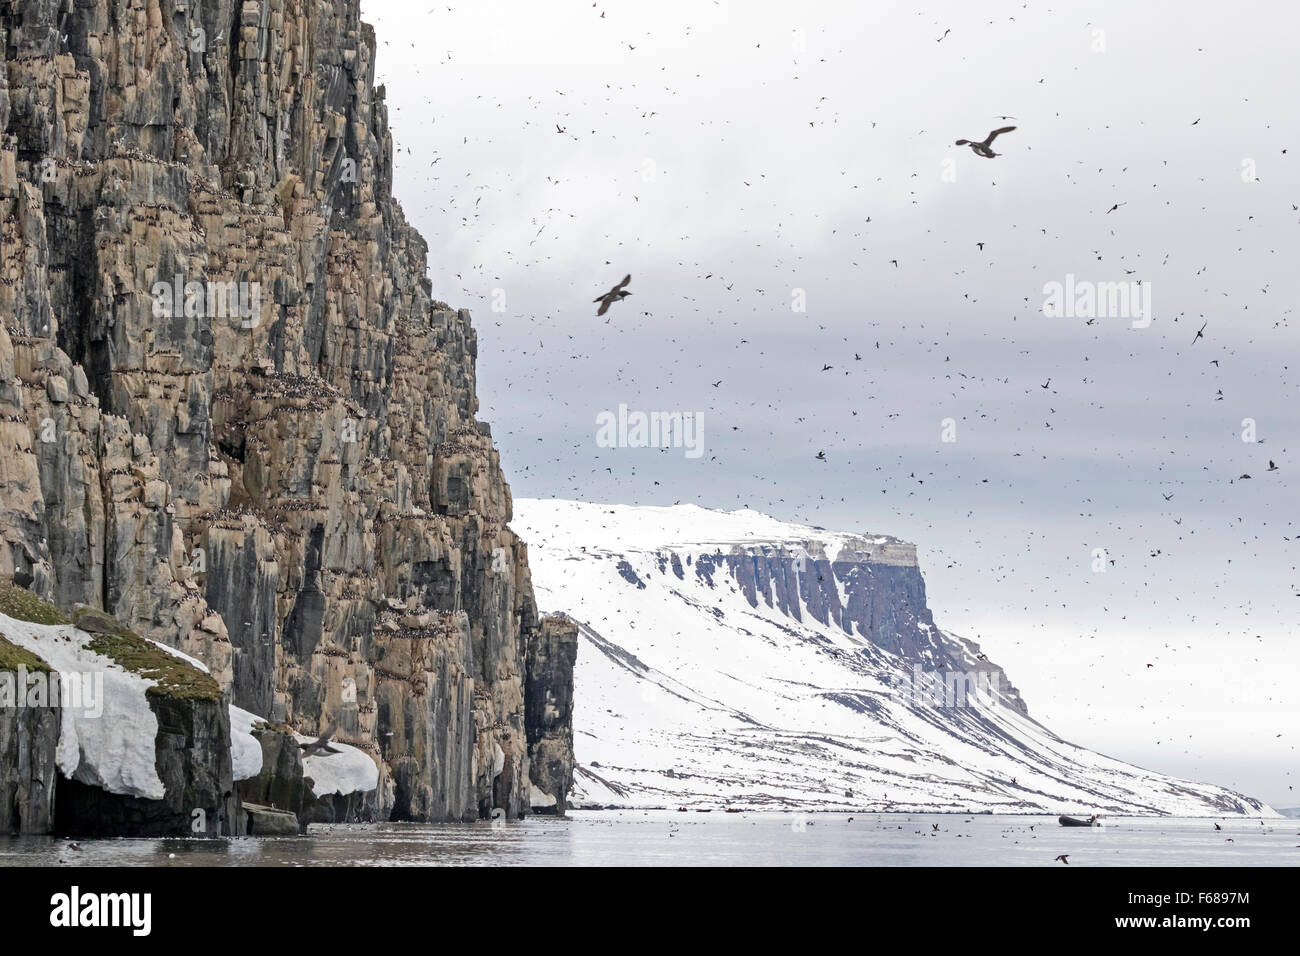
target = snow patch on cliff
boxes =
[0,611,166,800]
[296,734,379,796]
[229,705,265,782]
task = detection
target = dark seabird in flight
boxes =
[594,274,632,318]
[954,126,1016,158]
[1055,854,1070,864]
[301,723,342,759]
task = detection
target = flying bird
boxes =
[300,723,341,759]
[1192,321,1207,345]
[954,126,1016,158]
[594,274,632,318]
[1055,854,1069,864]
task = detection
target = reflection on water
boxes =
[1,812,1295,867]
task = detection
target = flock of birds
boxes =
[367,4,1295,808]
[590,127,1016,313]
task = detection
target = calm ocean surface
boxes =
[2,812,1296,866]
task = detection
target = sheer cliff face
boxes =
[715,537,1025,711]
[0,0,566,819]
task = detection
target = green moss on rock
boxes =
[0,633,54,674]
[84,631,222,702]
[0,580,68,626]
[0,584,218,700]
[71,605,221,702]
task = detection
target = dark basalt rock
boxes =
[54,691,233,838]
[616,560,646,589]
[302,786,379,826]
[241,802,300,836]
[525,616,579,814]
[234,725,310,832]
[0,639,60,835]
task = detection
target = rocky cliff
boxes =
[524,616,577,814]
[0,0,572,825]
[0,625,59,834]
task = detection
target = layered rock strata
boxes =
[0,0,573,825]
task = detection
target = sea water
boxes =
[2,812,1297,867]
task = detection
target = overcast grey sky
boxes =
[365,0,1298,805]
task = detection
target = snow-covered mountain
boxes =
[511,499,1272,816]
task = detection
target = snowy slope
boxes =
[512,499,1273,816]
